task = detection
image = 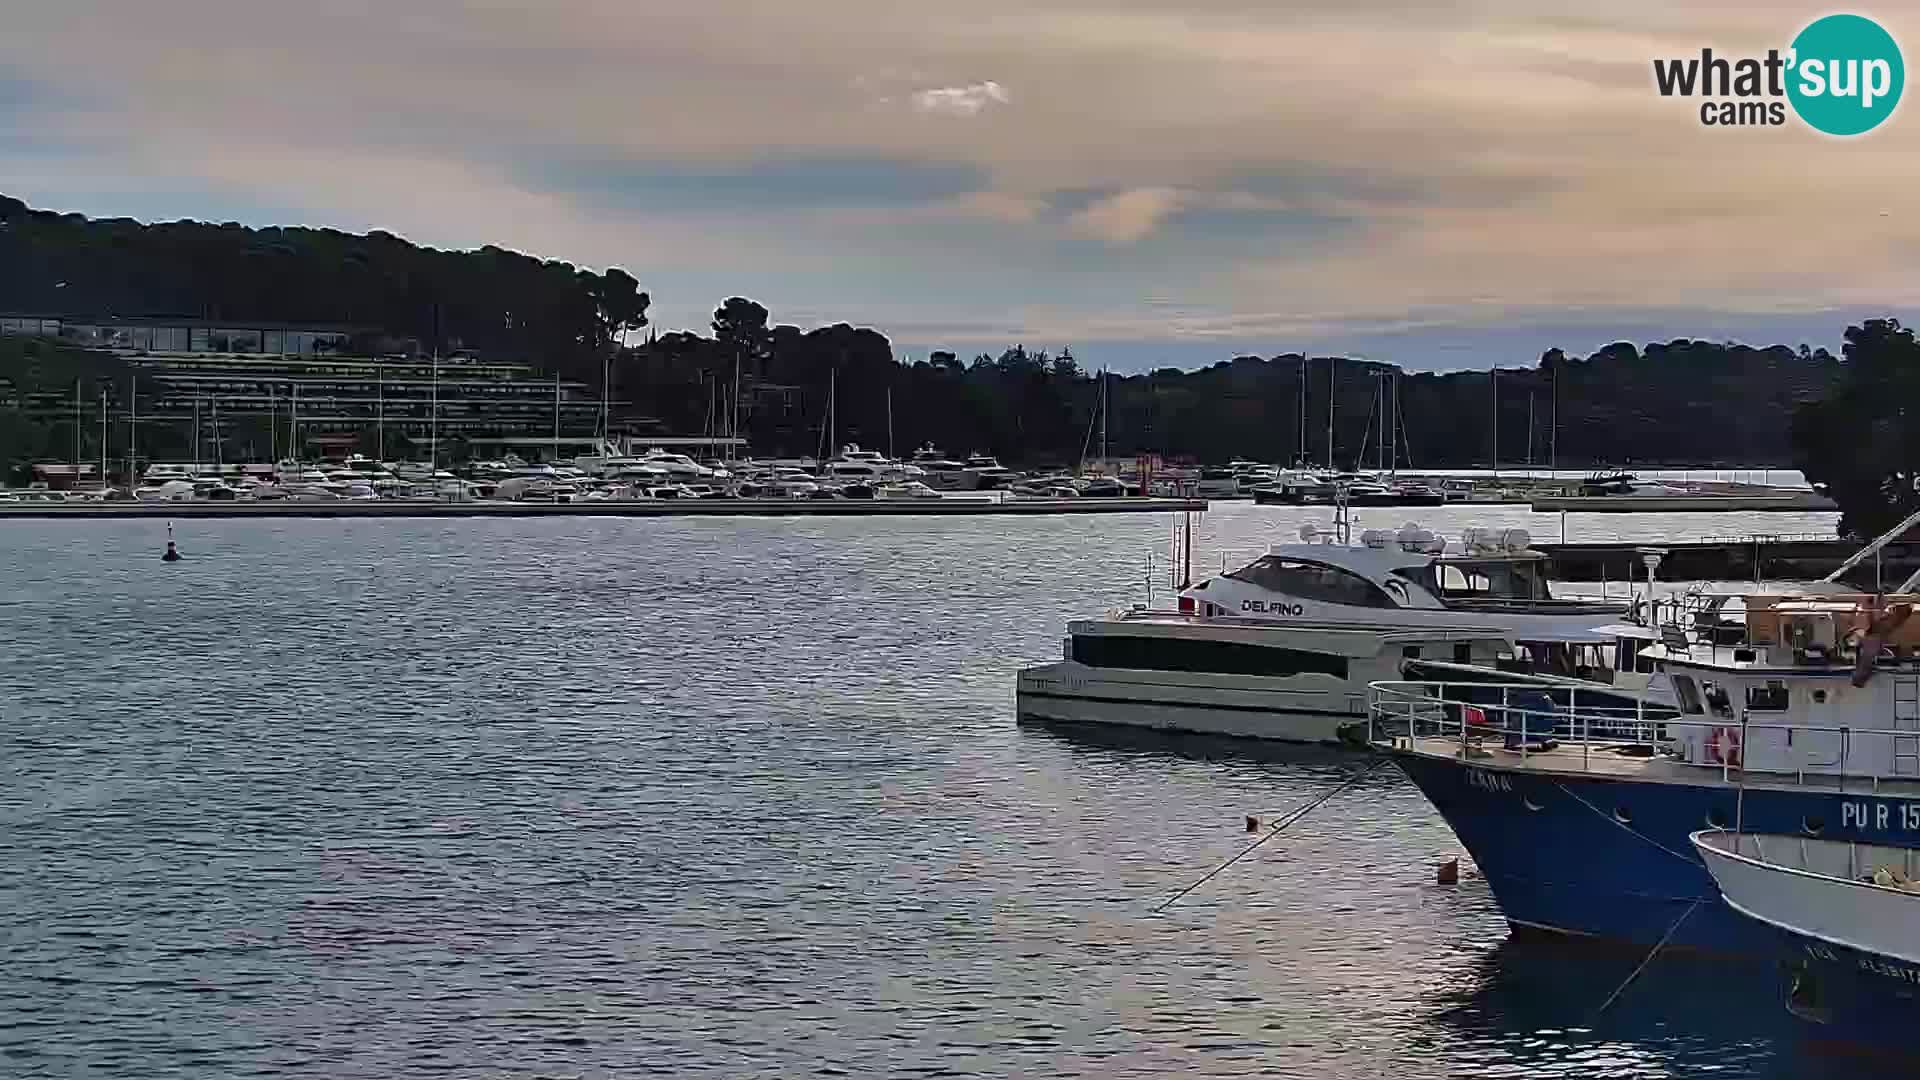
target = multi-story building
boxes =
[2,314,658,465]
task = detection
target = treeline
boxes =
[1791,318,1920,537]
[0,194,645,385]
[0,194,1851,470]
[644,296,1840,466]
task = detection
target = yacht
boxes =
[1249,471,1337,504]
[1074,476,1128,498]
[1195,466,1243,499]
[874,480,943,500]
[910,444,972,490]
[1016,522,1652,744]
[962,453,1017,491]
[133,478,196,502]
[821,444,908,484]
[638,450,717,483]
[1018,610,1519,742]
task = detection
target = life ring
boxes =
[1706,726,1742,768]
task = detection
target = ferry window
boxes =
[1071,634,1349,679]
[1225,557,1396,608]
[1453,643,1473,664]
[1432,560,1550,601]
[1746,681,1789,712]
[1673,675,1704,714]
[1701,681,1734,719]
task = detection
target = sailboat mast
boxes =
[126,377,137,487]
[377,361,385,461]
[1325,357,1335,471]
[98,388,106,491]
[72,379,81,474]
[1099,368,1108,464]
[886,386,894,460]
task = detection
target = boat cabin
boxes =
[1648,594,1920,778]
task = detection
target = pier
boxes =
[0,496,1209,520]
[1538,535,1915,587]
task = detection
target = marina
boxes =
[0,494,1206,518]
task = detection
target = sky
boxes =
[2,1,1917,371]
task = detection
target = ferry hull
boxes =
[1394,751,1920,951]
[1016,662,1360,744]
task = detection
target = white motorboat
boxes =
[1018,610,1517,742]
[910,444,973,490]
[875,481,943,500]
[1016,520,1667,743]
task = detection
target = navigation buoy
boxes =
[162,523,182,562]
[1436,858,1460,885]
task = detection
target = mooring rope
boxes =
[1154,756,1387,913]
[1593,899,1702,1019]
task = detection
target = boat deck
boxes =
[1386,733,1920,796]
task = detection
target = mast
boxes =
[1298,355,1307,467]
[97,388,106,491]
[213,396,222,472]
[553,370,561,462]
[293,382,301,465]
[1549,361,1558,476]
[886,386,895,460]
[1526,391,1535,475]
[1100,367,1109,464]
[376,361,385,461]
[1325,356,1335,471]
[126,377,137,488]
[429,348,438,474]
[269,383,277,463]
[192,397,201,472]
[73,379,81,476]
[1490,369,1499,479]
[1377,371,1386,473]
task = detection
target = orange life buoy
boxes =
[1706,726,1743,768]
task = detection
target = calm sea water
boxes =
[0,502,1899,1078]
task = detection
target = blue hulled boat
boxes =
[1369,588,1920,951]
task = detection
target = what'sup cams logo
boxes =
[1653,13,1904,135]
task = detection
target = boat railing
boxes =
[1367,678,1920,787]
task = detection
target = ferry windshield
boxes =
[1417,558,1552,602]
[1225,557,1396,608]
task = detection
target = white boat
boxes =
[1018,610,1517,742]
[961,453,1017,491]
[821,444,910,484]
[1016,521,1663,744]
[1694,830,1920,1040]
[911,444,974,490]
[133,479,196,502]
[1195,466,1243,499]
[875,480,943,500]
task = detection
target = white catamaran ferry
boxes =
[1016,522,1661,743]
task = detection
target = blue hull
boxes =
[1772,929,1920,1058]
[1394,751,1920,951]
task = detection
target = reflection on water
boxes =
[0,505,1868,1078]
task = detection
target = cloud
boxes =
[1067,187,1184,243]
[0,1,1915,361]
[909,80,1011,116]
